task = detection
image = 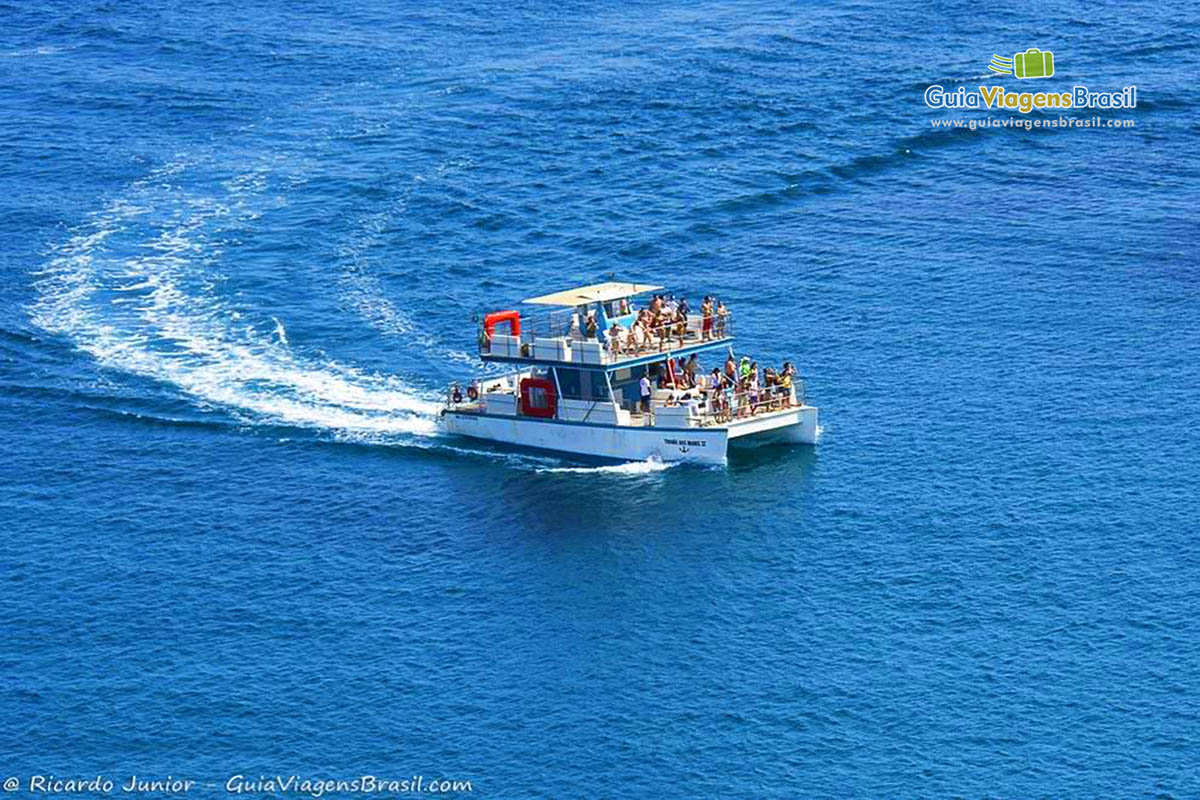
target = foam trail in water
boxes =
[271,316,289,346]
[536,455,677,475]
[31,160,442,440]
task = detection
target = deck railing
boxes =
[444,377,807,424]
[478,311,734,364]
[643,380,805,426]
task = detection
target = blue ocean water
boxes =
[2,1,1199,796]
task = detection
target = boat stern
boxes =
[724,404,819,446]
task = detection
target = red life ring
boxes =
[483,310,521,338]
[519,377,556,418]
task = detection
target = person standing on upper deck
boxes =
[700,297,714,341]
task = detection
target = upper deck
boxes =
[477,282,735,370]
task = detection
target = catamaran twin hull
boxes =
[442,405,819,465]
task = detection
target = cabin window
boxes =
[551,367,610,401]
[526,386,549,409]
[555,368,582,399]
[604,298,632,317]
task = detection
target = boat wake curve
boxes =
[30,159,443,442]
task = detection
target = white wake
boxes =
[30,160,442,440]
[536,455,677,475]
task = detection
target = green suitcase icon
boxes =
[1013,48,1054,79]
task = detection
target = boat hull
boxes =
[442,411,730,464]
[441,405,818,464]
[726,405,819,445]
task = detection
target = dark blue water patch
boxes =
[2,0,1200,797]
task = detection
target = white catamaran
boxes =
[440,281,818,465]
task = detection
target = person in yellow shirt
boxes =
[778,362,796,405]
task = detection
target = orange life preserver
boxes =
[519,377,556,418]
[483,310,521,338]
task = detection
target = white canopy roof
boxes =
[522,281,664,307]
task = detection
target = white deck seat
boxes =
[534,337,571,362]
[557,398,621,424]
[654,403,697,428]
[576,340,606,364]
[490,333,519,358]
[483,392,518,415]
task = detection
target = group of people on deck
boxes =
[601,294,729,358]
[644,353,798,420]
[717,354,798,418]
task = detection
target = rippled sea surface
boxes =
[2,1,1199,797]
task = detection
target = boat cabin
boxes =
[478,281,733,367]
[449,282,801,430]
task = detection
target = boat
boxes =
[440,281,818,465]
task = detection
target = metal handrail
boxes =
[653,380,805,424]
[607,314,733,357]
[478,312,735,361]
[443,377,806,425]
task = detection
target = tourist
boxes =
[655,311,671,351]
[704,368,720,417]
[673,307,687,347]
[779,361,796,405]
[632,317,649,352]
[749,362,760,415]
[684,354,699,387]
